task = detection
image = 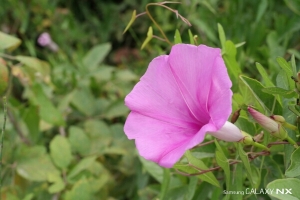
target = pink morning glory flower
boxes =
[124,44,239,168]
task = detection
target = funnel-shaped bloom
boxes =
[124,44,233,168]
[247,107,287,139]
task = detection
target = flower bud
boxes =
[239,131,269,150]
[208,121,270,150]
[270,115,285,123]
[230,108,241,124]
[240,131,255,145]
[37,32,59,52]
[247,107,287,139]
[208,121,244,142]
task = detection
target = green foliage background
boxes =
[1,0,300,200]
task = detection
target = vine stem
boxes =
[283,122,298,131]
[145,3,173,46]
[175,150,270,177]
[0,96,7,200]
[0,53,16,61]
[267,141,300,148]
[175,160,242,176]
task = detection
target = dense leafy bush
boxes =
[1,1,300,200]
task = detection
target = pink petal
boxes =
[124,111,217,168]
[125,55,200,128]
[168,44,232,128]
[207,56,233,128]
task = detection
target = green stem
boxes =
[252,142,270,151]
[286,136,298,148]
[283,122,298,131]
[0,53,16,60]
[0,96,7,199]
[145,3,172,46]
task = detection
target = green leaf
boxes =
[16,146,60,182]
[277,70,291,90]
[67,156,97,180]
[236,143,255,188]
[0,31,21,51]
[235,41,246,48]
[255,0,268,23]
[288,50,300,61]
[223,41,241,83]
[277,57,293,76]
[199,1,216,14]
[234,116,256,135]
[48,174,65,193]
[217,23,226,49]
[68,126,91,156]
[71,87,96,116]
[17,155,59,182]
[91,65,115,82]
[183,150,220,187]
[65,178,93,200]
[22,194,34,200]
[191,19,217,43]
[87,162,111,192]
[105,100,129,119]
[291,54,298,77]
[256,62,274,87]
[82,43,111,71]
[185,177,198,200]
[139,156,163,183]
[141,26,153,50]
[285,148,300,177]
[165,186,190,200]
[108,123,133,154]
[30,84,65,125]
[288,105,300,116]
[277,57,294,89]
[214,140,230,195]
[15,56,50,82]
[22,105,39,143]
[250,165,261,188]
[174,29,182,44]
[188,29,195,45]
[50,135,72,170]
[266,178,300,200]
[160,168,170,200]
[284,0,300,15]
[84,119,111,139]
[115,69,138,82]
[232,163,244,200]
[123,10,136,34]
[263,156,284,185]
[240,75,281,113]
[211,187,222,200]
[262,87,297,98]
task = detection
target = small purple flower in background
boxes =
[37,32,59,52]
[124,44,239,168]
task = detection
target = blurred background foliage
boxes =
[1,0,300,199]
